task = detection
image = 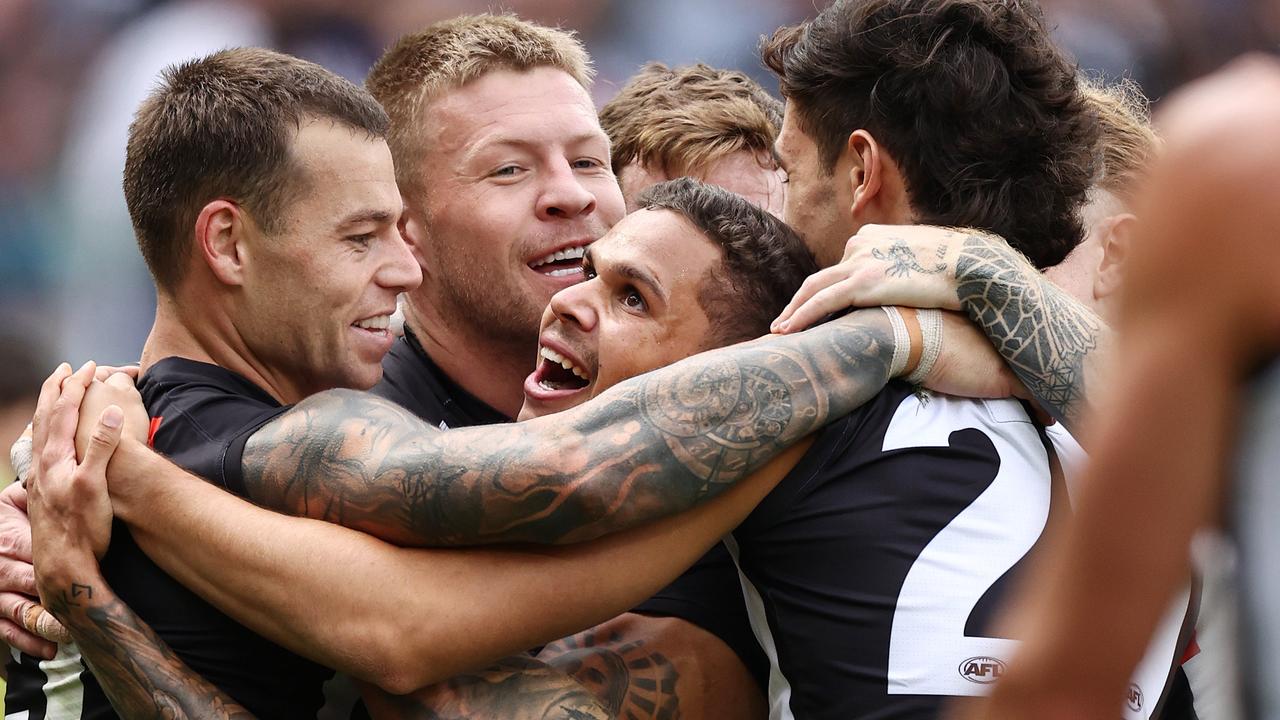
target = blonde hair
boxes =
[600,62,783,178]
[366,14,592,196]
[1080,76,1159,201]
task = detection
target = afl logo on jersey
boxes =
[958,656,1006,684]
[1127,683,1143,711]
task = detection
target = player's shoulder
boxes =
[139,356,284,450]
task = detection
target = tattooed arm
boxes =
[29,363,253,719]
[360,656,613,720]
[39,566,254,719]
[235,307,897,547]
[773,225,1109,429]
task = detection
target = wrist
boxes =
[105,437,154,522]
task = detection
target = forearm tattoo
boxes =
[47,579,254,719]
[954,234,1102,427]
[540,630,679,719]
[368,655,612,720]
[241,308,895,546]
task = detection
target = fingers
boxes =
[104,372,136,391]
[81,406,124,480]
[778,281,864,334]
[39,363,95,475]
[772,266,854,333]
[0,532,35,582]
[31,364,73,459]
[0,594,58,658]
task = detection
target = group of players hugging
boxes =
[7,1,1279,719]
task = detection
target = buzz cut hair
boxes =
[599,62,783,179]
[366,14,593,198]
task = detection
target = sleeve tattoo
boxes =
[954,233,1103,428]
[46,576,255,719]
[363,655,613,720]
[240,308,896,546]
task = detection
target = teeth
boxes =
[531,244,588,268]
[539,346,590,381]
[354,315,391,331]
[547,267,582,278]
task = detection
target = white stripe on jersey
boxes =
[723,535,796,720]
[8,642,85,720]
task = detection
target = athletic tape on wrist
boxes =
[10,432,32,486]
[906,309,943,385]
[882,307,910,378]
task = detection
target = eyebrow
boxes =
[584,247,668,305]
[337,209,397,228]
[464,131,610,164]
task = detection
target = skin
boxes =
[25,120,421,717]
[956,56,1280,720]
[518,209,721,420]
[401,66,625,418]
[616,149,787,217]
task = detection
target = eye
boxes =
[491,165,522,178]
[621,287,647,312]
[347,233,374,249]
[572,158,603,170]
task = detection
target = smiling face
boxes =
[404,66,627,351]
[518,208,720,420]
[237,120,421,399]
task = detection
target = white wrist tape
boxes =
[882,307,910,378]
[906,309,942,385]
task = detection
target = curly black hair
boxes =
[763,0,1100,269]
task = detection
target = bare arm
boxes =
[106,431,809,692]
[30,363,253,719]
[236,307,896,546]
[963,57,1280,720]
[360,657,613,720]
[773,225,1109,430]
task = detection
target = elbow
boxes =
[360,623,448,694]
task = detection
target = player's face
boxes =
[776,104,857,268]
[240,122,419,399]
[518,209,719,420]
[406,67,626,349]
[617,149,787,217]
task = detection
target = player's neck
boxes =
[402,298,530,419]
[141,295,302,405]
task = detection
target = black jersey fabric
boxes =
[728,382,1065,719]
[372,328,509,429]
[6,357,332,719]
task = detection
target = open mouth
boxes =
[529,245,588,278]
[533,345,590,391]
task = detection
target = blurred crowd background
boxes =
[0,0,1277,477]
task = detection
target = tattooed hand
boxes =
[238,308,897,547]
[772,227,1105,427]
[772,224,968,332]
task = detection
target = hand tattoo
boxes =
[873,240,948,278]
[47,579,255,719]
[241,308,896,546]
[954,234,1102,427]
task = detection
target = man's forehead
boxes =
[591,209,718,284]
[423,67,598,147]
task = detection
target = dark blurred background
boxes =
[0,0,1277,480]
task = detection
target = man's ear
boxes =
[194,200,248,287]
[846,129,883,221]
[1094,212,1136,300]
[397,203,432,272]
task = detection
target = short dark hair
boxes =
[762,0,1100,268]
[638,178,819,346]
[600,62,783,177]
[124,47,389,292]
